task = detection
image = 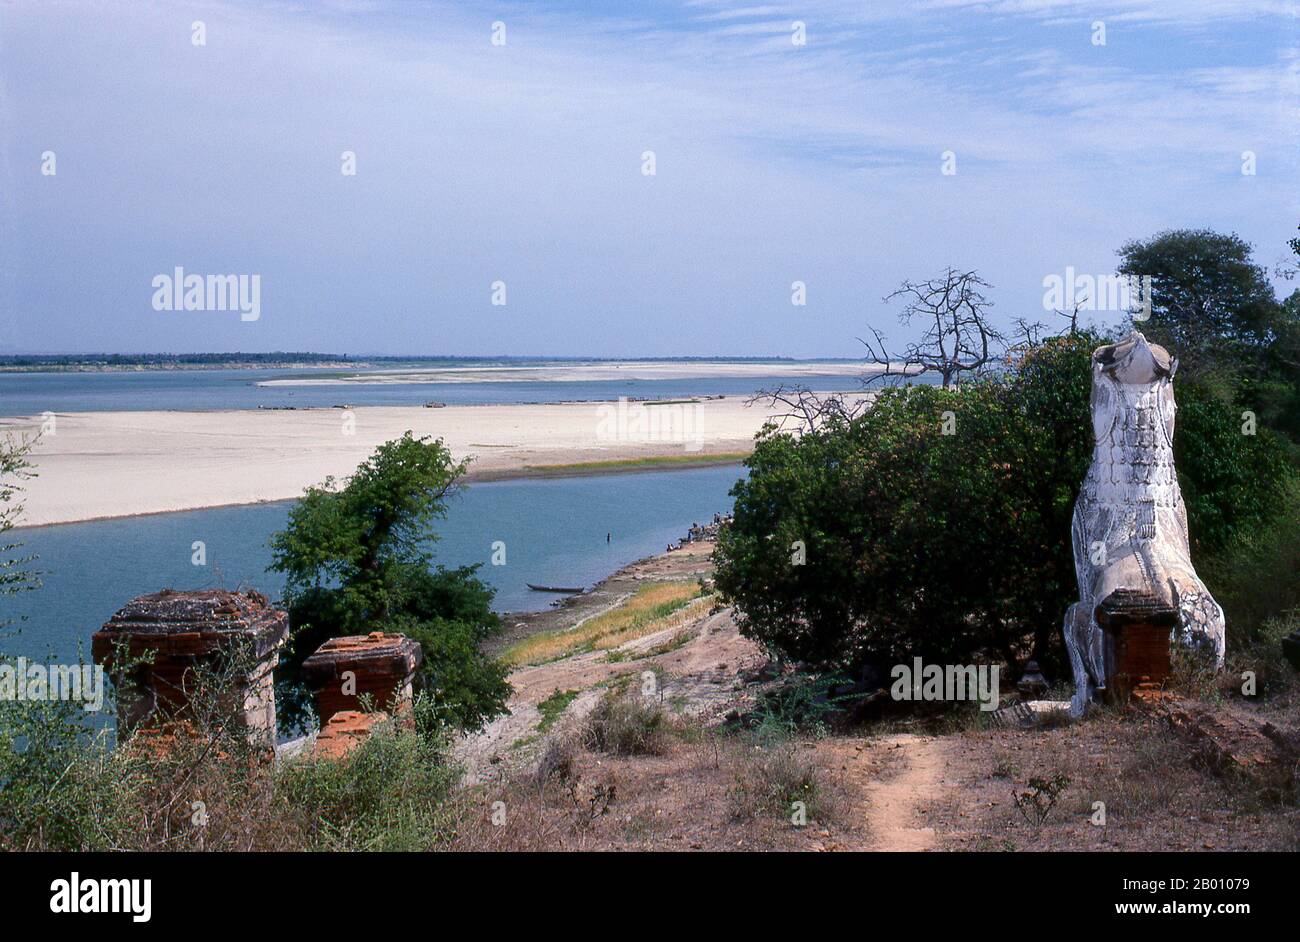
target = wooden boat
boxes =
[526,583,585,594]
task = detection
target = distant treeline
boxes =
[0,352,358,371]
[0,352,813,372]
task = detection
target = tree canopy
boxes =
[269,433,509,732]
[1119,228,1299,441]
[1117,229,1281,366]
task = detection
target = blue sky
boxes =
[1,0,1296,357]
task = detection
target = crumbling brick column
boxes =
[301,631,421,724]
[1095,588,1178,704]
[311,710,391,760]
[92,589,288,742]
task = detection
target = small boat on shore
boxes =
[526,582,585,594]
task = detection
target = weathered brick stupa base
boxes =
[1096,588,1178,705]
[310,710,395,761]
[301,631,422,724]
[1152,698,1300,798]
[92,589,288,742]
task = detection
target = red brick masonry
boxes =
[301,631,421,723]
[92,588,288,739]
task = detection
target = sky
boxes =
[0,0,1296,358]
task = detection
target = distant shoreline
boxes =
[256,360,872,387]
[0,354,857,374]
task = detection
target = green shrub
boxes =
[1201,481,1300,643]
[1174,382,1296,556]
[714,334,1092,675]
[397,610,512,733]
[0,688,135,851]
[748,673,859,740]
[277,711,458,851]
[714,332,1294,677]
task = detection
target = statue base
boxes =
[1096,588,1178,704]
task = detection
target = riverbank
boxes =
[2,396,813,528]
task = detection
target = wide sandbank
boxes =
[2,395,840,528]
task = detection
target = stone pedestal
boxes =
[1096,588,1178,704]
[301,631,421,724]
[92,589,289,743]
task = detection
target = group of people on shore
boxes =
[667,513,730,553]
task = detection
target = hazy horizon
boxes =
[0,350,867,361]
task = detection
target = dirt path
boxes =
[854,734,947,851]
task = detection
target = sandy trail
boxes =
[864,734,945,850]
[855,734,946,851]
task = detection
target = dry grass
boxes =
[446,717,850,852]
[729,742,830,824]
[932,710,1300,852]
[582,690,674,756]
[502,581,710,667]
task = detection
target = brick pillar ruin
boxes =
[301,631,421,724]
[92,588,288,743]
[1095,588,1178,704]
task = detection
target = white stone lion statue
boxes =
[1064,331,1225,716]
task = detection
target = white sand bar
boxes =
[3,396,839,528]
[257,360,870,387]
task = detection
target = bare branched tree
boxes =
[1052,297,1086,335]
[1010,317,1049,352]
[1011,295,1088,360]
[862,268,1007,389]
[745,384,868,434]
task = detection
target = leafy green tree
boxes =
[1,436,40,632]
[269,433,509,732]
[1173,382,1294,553]
[713,333,1294,679]
[1117,229,1281,367]
[1264,288,1300,443]
[1119,228,1300,443]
